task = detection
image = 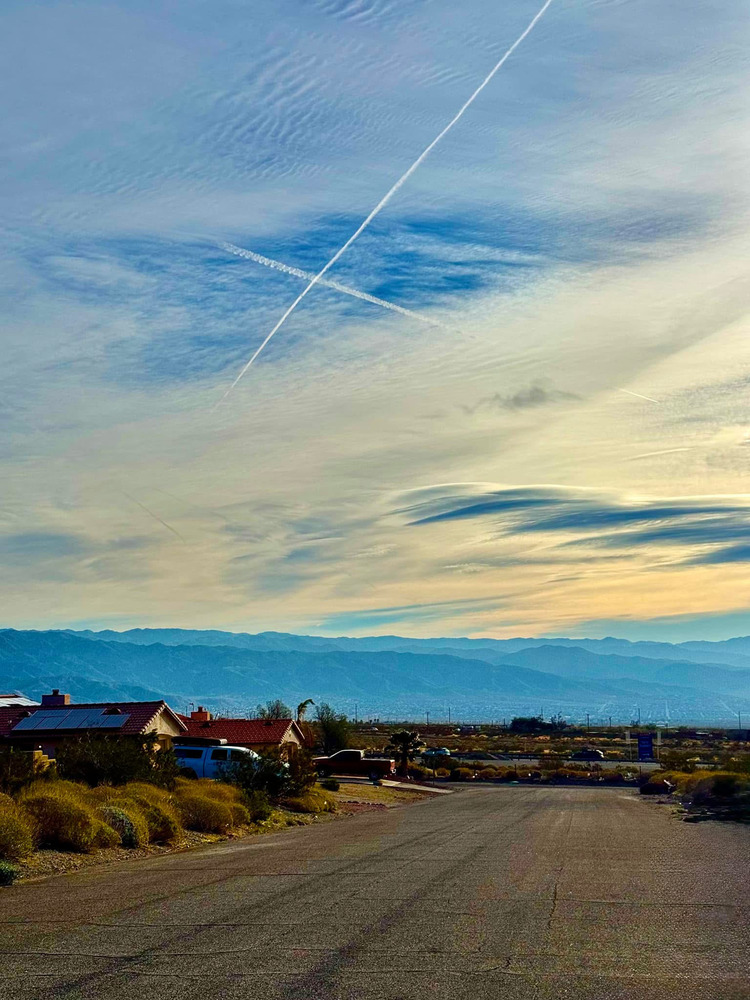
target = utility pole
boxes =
[448,706,451,724]
[426,710,430,726]
[354,702,358,725]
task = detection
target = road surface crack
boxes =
[547,881,559,931]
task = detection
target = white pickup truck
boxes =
[174,742,259,780]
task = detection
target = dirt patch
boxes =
[331,781,436,809]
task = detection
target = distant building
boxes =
[177,706,307,751]
[0,692,38,709]
[0,690,186,758]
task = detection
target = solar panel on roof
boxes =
[11,709,130,732]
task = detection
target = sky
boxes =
[2,0,750,641]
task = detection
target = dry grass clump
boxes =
[5,773,266,860]
[283,788,337,814]
[173,779,250,833]
[107,785,182,844]
[0,796,35,860]
[17,784,115,853]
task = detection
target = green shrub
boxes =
[55,732,178,788]
[0,800,35,860]
[96,805,149,848]
[175,791,234,833]
[478,767,498,780]
[0,861,19,886]
[283,789,336,814]
[19,789,102,852]
[319,777,340,792]
[450,768,474,781]
[225,749,293,800]
[243,790,272,822]
[435,768,450,778]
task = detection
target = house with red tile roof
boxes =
[177,706,307,751]
[0,689,186,758]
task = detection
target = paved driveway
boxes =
[3,786,749,999]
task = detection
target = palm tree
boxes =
[386,730,422,777]
[296,698,315,723]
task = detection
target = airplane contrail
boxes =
[216,0,555,404]
[121,491,186,542]
[627,447,691,461]
[219,241,455,332]
[618,388,661,404]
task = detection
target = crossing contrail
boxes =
[219,241,455,332]
[217,0,554,403]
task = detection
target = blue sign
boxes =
[637,733,654,760]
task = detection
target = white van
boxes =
[174,742,259,779]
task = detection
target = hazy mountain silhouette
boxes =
[2,627,749,724]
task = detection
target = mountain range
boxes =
[1,627,749,725]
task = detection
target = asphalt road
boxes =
[3,787,749,1000]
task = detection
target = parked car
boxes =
[174,742,260,779]
[422,747,452,759]
[569,749,606,761]
[313,749,396,779]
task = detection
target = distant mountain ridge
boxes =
[1,627,748,725]
[61,626,750,668]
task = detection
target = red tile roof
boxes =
[0,701,186,738]
[176,716,304,746]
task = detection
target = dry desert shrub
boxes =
[0,797,35,860]
[17,785,114,853]
[283,788,337,814]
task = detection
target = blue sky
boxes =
[2,0,750,639]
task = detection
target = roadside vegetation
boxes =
[0,734,340,881]
[641,760,750,822]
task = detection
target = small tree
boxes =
[315,703,351,754]
[256,699,292,720]
[386,730,422,777]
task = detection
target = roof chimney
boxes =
[41,689,71,707]
[191,705,212,723]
